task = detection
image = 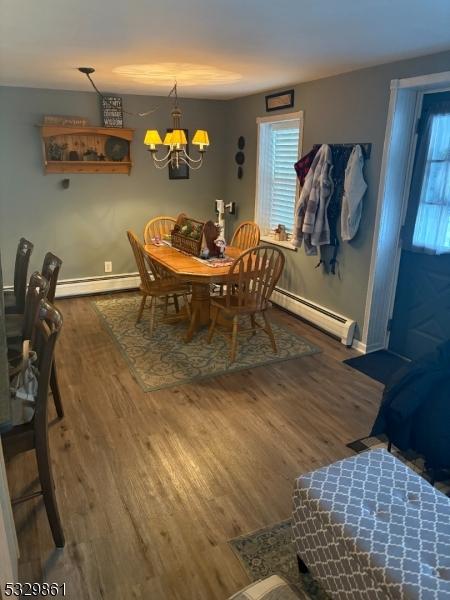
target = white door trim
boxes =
[361,70,450,353]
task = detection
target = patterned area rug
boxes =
[229,520,328,599]
[93,295,321,392]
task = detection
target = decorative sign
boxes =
[265,89,295,112]
[43,115,89,127]
[101,96,123,128]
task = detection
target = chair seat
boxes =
[5,314,24,339]
[211,295,268,315]
[141,278,190,297]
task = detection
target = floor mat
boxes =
[343,349,409,385]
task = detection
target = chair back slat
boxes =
[143,216,176,244]
[127,230,162,289]
[14,238,34,312]
[42,252,62,303]
[23,272,49,342]
[225,245,285,311]
[33,300,63,433]
[231,222,260,251]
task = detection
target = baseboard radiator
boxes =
[55,273,140,298]
[271,287,356,346]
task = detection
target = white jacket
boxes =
[293,144,334,255]
[341,145,367,241]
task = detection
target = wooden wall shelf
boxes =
[40,125,134,175]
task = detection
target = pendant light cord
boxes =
[81,68,178,118]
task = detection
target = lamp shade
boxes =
[192,130,210,147]
[163,132,173,146]
[170,129,187,146]
[144,130,162,146]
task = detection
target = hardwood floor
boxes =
[5,292,382,599]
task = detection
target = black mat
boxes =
[343,350,409,385]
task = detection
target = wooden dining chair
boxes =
[4,237,34,315]
[5,272,49,344]
[42,253,64,418]
[207,245,285,363]
[2,299,65,547]
[127,230,191,336]
[143,216,176,244]
[230,221,261,251]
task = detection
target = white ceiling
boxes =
[1,0,450,99]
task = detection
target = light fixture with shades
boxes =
[144,82,210,170]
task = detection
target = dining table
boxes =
[144,244,242,341]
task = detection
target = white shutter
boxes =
[256,115,301,235]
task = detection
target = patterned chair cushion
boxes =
[228,575,301,600]
[292,449,450,599]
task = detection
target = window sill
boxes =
[260,235,297,251]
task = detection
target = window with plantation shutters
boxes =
[255,112,302,241]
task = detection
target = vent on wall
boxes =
[271,287,356,346]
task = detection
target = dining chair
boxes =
[207,245,285,363]
[127,230,191,336]
[143,216,176,244]
[5,272,49,344]
[42,252,64,418]
[2,299,65,548]
[230,221,261,251]
[4,237,34,315]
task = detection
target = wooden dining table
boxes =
[144,244,242,341]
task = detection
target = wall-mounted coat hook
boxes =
[61,178,70,189]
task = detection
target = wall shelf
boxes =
[40,125,134,175]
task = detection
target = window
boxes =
[412,111,450,254]
[255,112,302,238]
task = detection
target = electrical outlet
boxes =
[104,261,112,273]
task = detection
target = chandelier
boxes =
[144,83,209,170]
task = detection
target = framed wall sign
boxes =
[168,129,190,180]
[265,89,295,112]
[101,96,123,128]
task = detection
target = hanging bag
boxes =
[10,340,39,425]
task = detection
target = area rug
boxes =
[229,520,328,599]
[93,295,321,392]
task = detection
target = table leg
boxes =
[185,283,211,342]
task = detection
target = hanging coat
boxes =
[293,144,334,255]
[341,145,367,241]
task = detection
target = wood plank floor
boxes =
[5,292,383,600]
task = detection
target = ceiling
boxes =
[1,0,450,99]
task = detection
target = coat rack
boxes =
[312,143,372,160]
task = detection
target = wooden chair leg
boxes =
[230,315,239,363]
[173,294,180,313]
[207,306,220,343]
[163,295,169,317]
[50,360,64,419]
[136,294,147,323]
[262,311,277,353]
[250,314,257,336]
[183,294,191,318]
[148,297,156,337]
[35,436,65,548]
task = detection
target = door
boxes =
[389,91,450,360]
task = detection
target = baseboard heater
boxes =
[271,287,356,346]
[54,273,140,298]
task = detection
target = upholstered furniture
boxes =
[127,230,191,336]
[143,216,176,244]
[4,237,34,315]
[231,221,261,251]
[2,300,65,548]
[207,246,285,363]
[228,575,301,600]
[292,448,450,599]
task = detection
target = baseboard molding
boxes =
[55,273,140,298]
[351,339,367,354]
[271,287,356,346]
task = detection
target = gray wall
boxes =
[223,50,450,339]
[0,87,227,283]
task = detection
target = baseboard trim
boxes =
[55,273,140,298]
[351,339,367,354]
